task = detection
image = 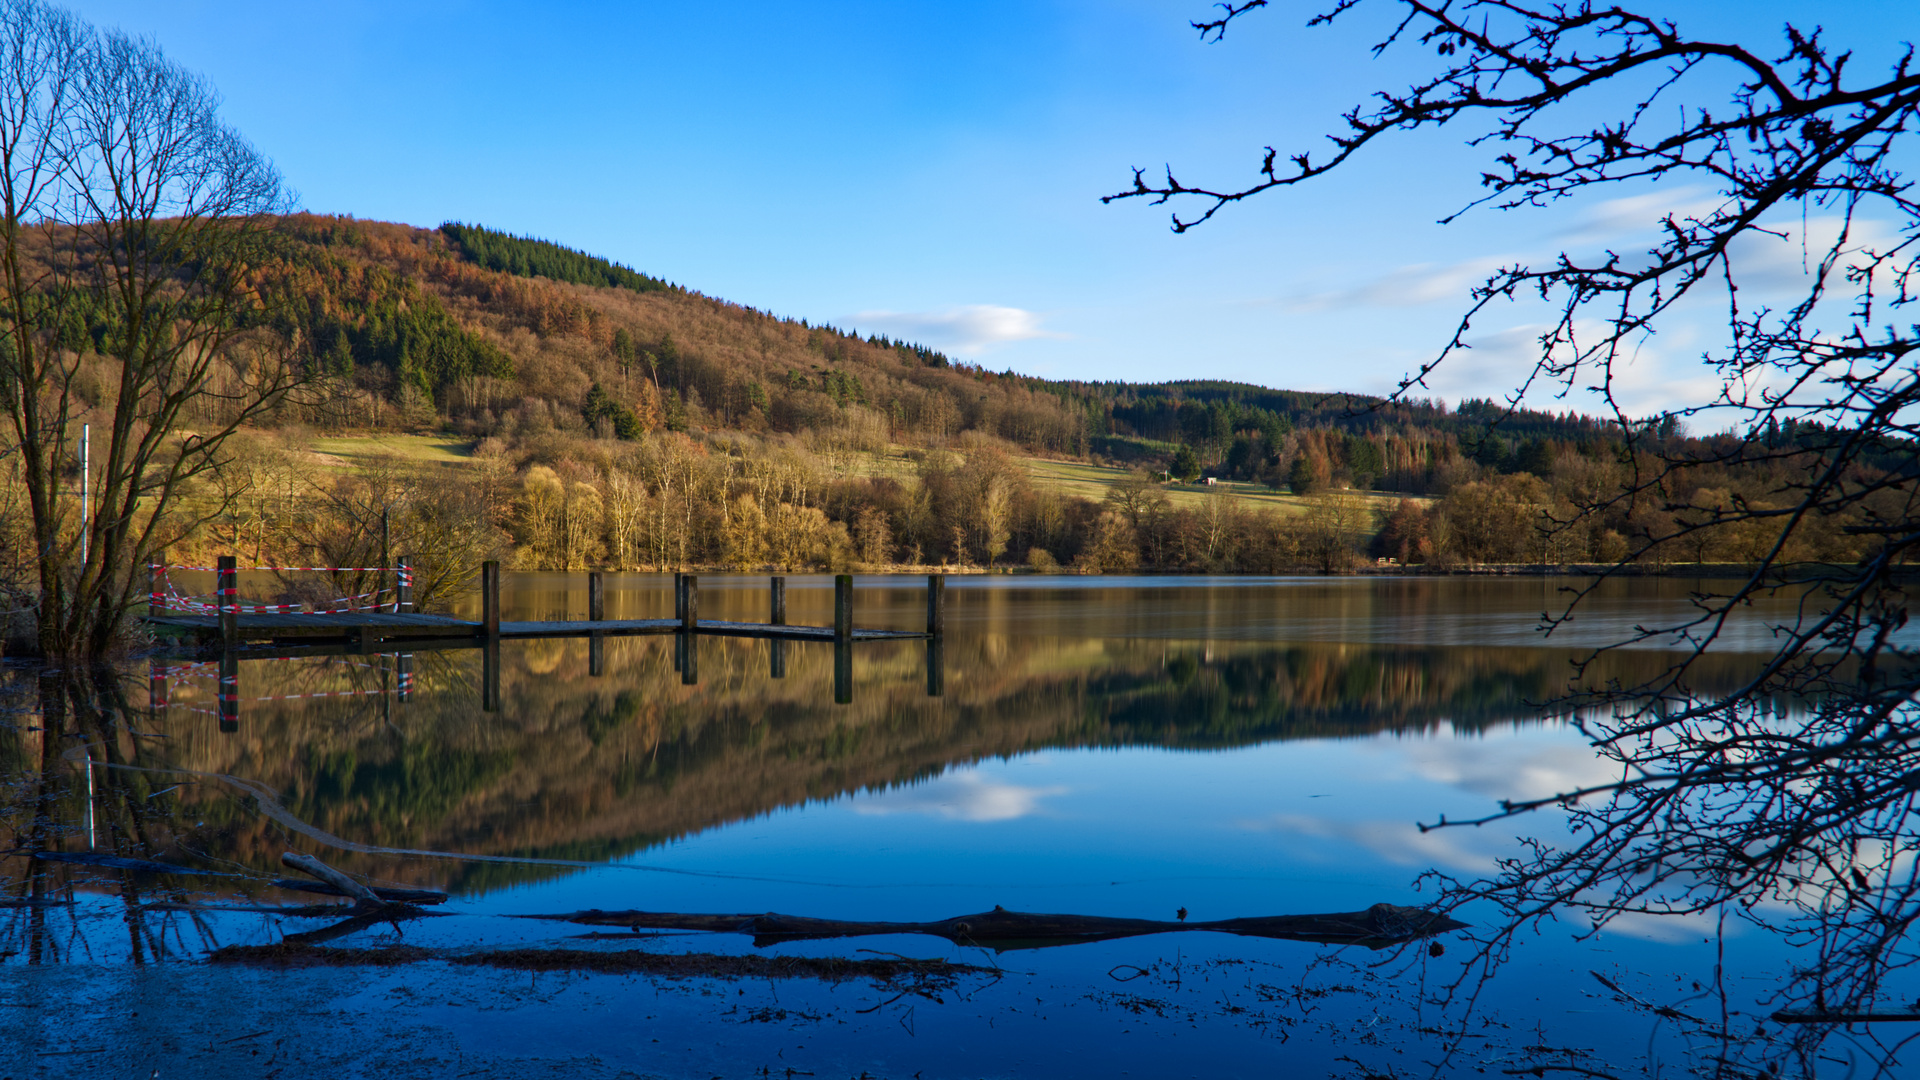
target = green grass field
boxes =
[305,433,1418,519]
[1020,457,1417,516]
[311,435,477,468]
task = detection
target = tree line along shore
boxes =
[4,215,1910,632]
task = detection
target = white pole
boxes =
[79,422,89,565]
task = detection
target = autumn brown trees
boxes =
[0,1,295,657]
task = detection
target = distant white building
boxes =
[1203,477,1217,486]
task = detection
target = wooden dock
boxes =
[144,569,948,722]
[145,613,927,644]
[143,567,944,649]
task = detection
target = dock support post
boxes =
[396,558,412,614]
[355,624,374,654]
[147,556,162,617]
[589,632,604,677]
[148,659,168,722]
[769,638,786,679]
[926,638,944,698]
[397,653,413,704]
[481,560,500,640]
[834,638,852,704]
[218,648,239,733]
[769,576,785,626]
[674,573,686,622]
[380,507,390,610]
[681,633,698,686]
[38,671,63,738]
[682,575,698,632]
[927,574,945,639]
[217,555,238,646]
[588,571,604,623]
[834,574,852,643]
[482,638,500,712]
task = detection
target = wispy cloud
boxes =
[1239,813,1500,873]
[1285,256,1514,313]
[854,770,1067,823]
[852,305,1065,354]
[1558,185,1724,244]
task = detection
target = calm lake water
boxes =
[0,575,1878,1077]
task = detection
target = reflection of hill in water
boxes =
[42,636,1763,895]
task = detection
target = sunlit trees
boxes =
[0,1,296,656]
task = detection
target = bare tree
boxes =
[0,0,296,657]
[1112,2,1920,1072]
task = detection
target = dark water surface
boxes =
[0,576,1868,1076]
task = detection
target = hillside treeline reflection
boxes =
[1,633,1766,899]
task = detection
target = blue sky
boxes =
[68,1,1920,414]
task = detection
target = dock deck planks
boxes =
[144,613,926,643]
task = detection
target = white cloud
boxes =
[854,770,1067,822]
[1240,813,1500,873]
[1285,255,1514,313]
[1558,185,1725,244]
[1387,736,1621,805]
[851,304,1064,354]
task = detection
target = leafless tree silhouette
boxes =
[0,0,298,658]
[1111,2,1920,1074]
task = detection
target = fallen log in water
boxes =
[281,852,380,904]
[29,851,222,875]
[208,942,989,985]
[269,878,448,905]
[521,902,1467,951]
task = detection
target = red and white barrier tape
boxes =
[148,565,410,615]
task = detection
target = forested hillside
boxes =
[7,212,1906,613]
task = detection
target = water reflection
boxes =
[0,575,1886,1078]
[9,611,1769,901]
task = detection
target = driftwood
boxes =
[279,852,382,905]
[269,878,448,905]
[1771,1011,1920,1024]
[523,902,1467,951]
[30,851,220,875]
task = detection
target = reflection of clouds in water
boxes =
[1239,813,1499,873]
[1588,908,1728,945]
[1384,734,1622,805]
[855,771,1067,822]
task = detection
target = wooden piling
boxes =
[218,648,239,733]
[682,575,698,631]
[589,633,604,677]
[927,574,945,638]
[217,555,238,646]
[396,558,413,614]
[926,638,944,698]
[355,624,374,653]
[482,638,500,712]
[674,573,686,622]
[834,574,852,642]
[148,659,168,720]
[588,571,604,622]
[769,576,786,626]
[38,672,63,737]
[834,638,852,704]
[681,633,699,685]
[769,637,787,679]
[397,652,413,704]
[481,560,500,640]
[380,507,390,609]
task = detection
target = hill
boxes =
[14,212,1892,606]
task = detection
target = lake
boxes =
[0,575,1885,1077]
